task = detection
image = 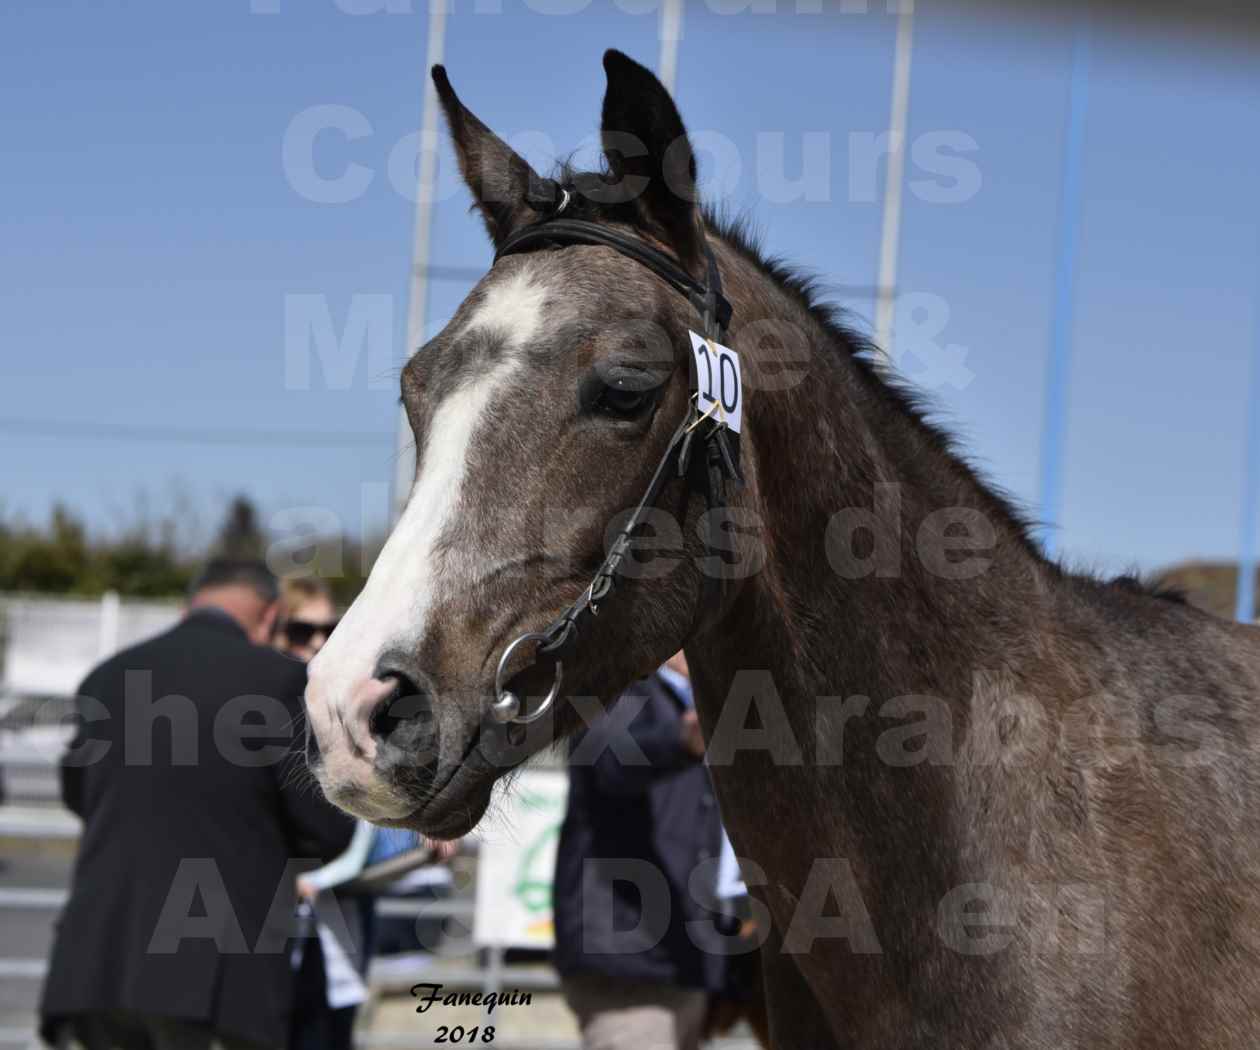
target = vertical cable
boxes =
[873,1,916,361]
[392,0,449,524]
[658,0,683,94]
[1038,19,1091,558]
[1236,285,1260,621]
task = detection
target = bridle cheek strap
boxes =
[489,213,743,730]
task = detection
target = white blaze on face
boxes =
[307,271,548,722]
[462,270,548,350]
[310,358,520,704]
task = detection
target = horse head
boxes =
[305,51,751,837]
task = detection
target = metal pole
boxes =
[98,591,120,660]
[658,0,683,94]
[392,0,449,524]
[873,1,915,361]
[1237,296,1260,622]
[1037,19,1091,558]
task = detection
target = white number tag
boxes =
[688,330,742,434]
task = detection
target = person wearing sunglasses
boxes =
[275,577,339,663]
[276,575,457,1050]
[276,576,365,1049]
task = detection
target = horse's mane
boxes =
[547,164,1171,601]
[701,205,1047,564]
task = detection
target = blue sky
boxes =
[3,0,1259,576]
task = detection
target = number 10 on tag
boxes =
[688,330,743,434]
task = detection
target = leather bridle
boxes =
[488,195,742,727]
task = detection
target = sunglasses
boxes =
[284,619,339,646]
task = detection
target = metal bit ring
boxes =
[492,632,564,725]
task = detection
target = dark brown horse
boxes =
[305,50,1260,1048]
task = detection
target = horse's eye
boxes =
[594,382,654,418]
[579,368,661,421]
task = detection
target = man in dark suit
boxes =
[40,560,353,1050]
[552,654,733,1050]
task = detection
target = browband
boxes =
[496,218,733,337]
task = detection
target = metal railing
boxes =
[0,813,563,1049]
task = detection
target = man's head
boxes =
[187,558,281,645]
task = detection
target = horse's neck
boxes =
[683,266,1052,1001]
[690,257,1047,749]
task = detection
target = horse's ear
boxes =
[432,65,552,248]
[600,49,703,274]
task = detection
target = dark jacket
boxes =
[552,673,727,990]
[40,609,353,1048]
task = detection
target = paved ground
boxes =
[1,838,73,1047]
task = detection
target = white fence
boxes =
[0,592,180,698]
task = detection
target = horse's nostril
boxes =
[365,668,440,789]
[369,671,433,743]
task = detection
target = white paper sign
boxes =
[715,832,748,900]
[317,922,368,1009]
[473,769,568,949]
[688,330,743,434]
